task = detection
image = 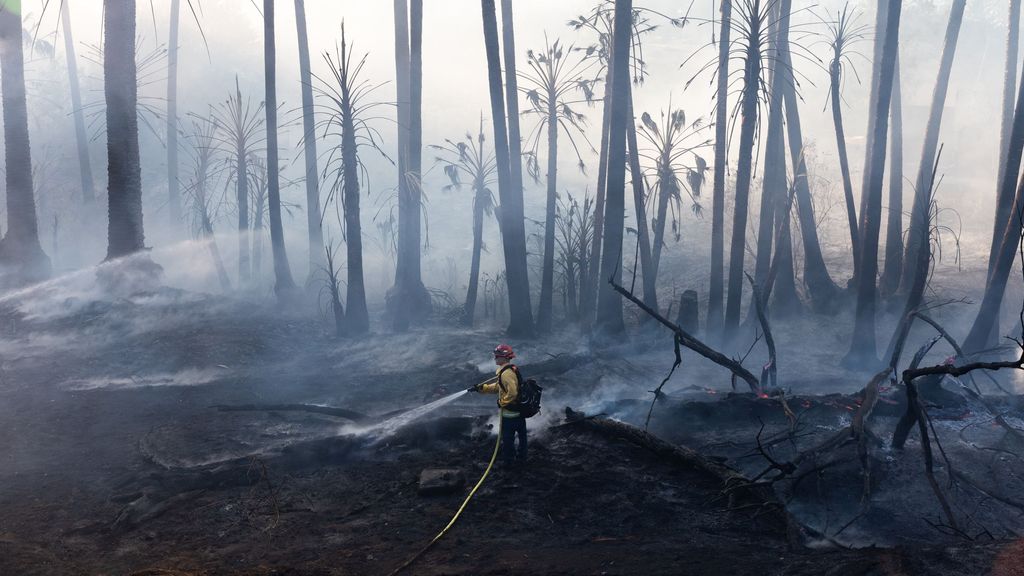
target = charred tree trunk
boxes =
[964,55,1024,352]
[234,82,250,285]
[724,0,763,336]
[626,82,657,312]
[595,0,632,336]
[340,40,369,334]
[778,30,841,312]
[752,0,783,303]
[708,0,731,336]
[0,2,50,283]
[464,186,486,325]
[583,59,613,324]
[104,0,146,260]
[830,41,859,277]
[844,0,902,366]
[991,0,1023,279]
[480,0,533,336]
[879,56,904,297]
[166,0,182,228]
[295,0,325,279]
[900,0,967,295]
[537,85,559,333]
[61,0,95,204]
[498,0,535,336]
[263,0,298,298]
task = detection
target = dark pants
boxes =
[501,415,527,464]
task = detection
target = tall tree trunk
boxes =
[844,0,902,366]
[724,0,763,335]
[235,82,250,284]
[166,0,182,228]
[626,82,657,313]
[880,56,904,297]
[464,186,485,325]
[991,0,1023,279]
[708,0,731,336]
[899,0,967,295]
[263,0,297,297]
[253,190,265,282]
[767,0,800,314]
[61,0,94,204]
[391,0,429,331]
[831,43,859,277]
[341,56,369,334]
[650,151,672,276]
[295,0,324,279]
[778,26,840,313]
[0,2,50,283]
[582,59,613,323]
[752,0,783,297]
[964,44,1024,353]
[104,0,146,260]
[537,88,558,332]
[497,0,535,335]
[595,0,632,336]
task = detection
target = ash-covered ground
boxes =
[1,266,1024,575]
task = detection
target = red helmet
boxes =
[493,344,515,359]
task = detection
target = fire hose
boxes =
[387,407,503,576]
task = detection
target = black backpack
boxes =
[498,365,542,418]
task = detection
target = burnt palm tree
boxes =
[821,5,868,278]
[989,0,1023,280]
[555,191,594,321]
[263,0,298,298]
[317,26,390,335]
[0,1,50,284]
[431,122,497,326]
[844,0,902,366]
[708,0,732,336]
[295,0,325,279]
[182,115,230,290]
[899,0,967,296]
[104,0,146,260]
[481,0,534,336]
[635,105,709,280]
[209,78,265,285]
[166,0,205,229]
[520,36,595,333]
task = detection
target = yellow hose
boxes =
[387,414,503,576]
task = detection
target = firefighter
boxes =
[470,344,527,467]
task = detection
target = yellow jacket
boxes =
[479,364,520,416]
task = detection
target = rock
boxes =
[418,468,465,496]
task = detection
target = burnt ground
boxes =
[1,286,1024,575]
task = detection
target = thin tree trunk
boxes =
[900,0,967,295]
[0,2,50,282]
[341,50,369,334]
[498,0,535,335]
[768,0,800,314]
[392,0,412,330]
[253,191,265,282]
[583,59,613,323]
[626,82,657,312]
[537,89,558,332]
[166,0,182,227]
[724,0,763,335]
[595,0,632,336]
[235,83,250,284]
[880,56,904,297]
[990,0,1023,279]
[465,187,485,325]
[708,0,731,336]
[104,0,146,260]
[831,45,859,276]
[409,0,426,303]
[61,0,95,204]
[844,0,902,366]
[752,0,782,298]
[263,0,297,297]
[778,28,840,312]
[295,0,324,279]
[964,44,1024,353]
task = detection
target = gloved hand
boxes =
[466,384,479,393]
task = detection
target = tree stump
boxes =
[676,290,700,334]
